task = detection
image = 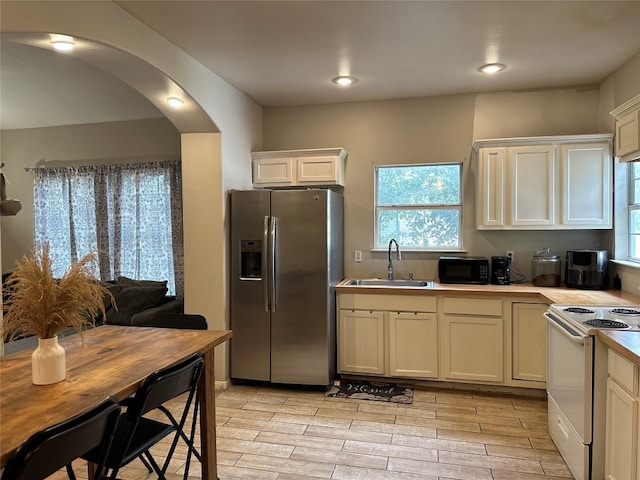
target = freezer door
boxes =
[230,190,271,381]
[270,189,342,385]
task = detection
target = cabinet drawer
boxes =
[608,349,638,394]
[442,297,502,316]
[339,294,436,312]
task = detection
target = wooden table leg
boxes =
[198,347,217,480]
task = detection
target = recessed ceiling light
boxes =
[479,63,506,74]
[332,76,358,86]
[166,97,184,108]
[51,41,75,51]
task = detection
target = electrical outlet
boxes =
[354,250,362,263]
[506,250,514,262]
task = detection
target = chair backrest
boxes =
[127,352,204,418]
[1,396,120,480]
[144,312,208,330]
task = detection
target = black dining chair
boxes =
[1,396,120,480]
[78,352,205,480]
[122,312,209,476]
[132,311,208,330]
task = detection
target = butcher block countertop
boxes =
[599,331,640,365]
[336,278,640,305]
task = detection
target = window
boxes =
[375,163,462,250]
[32,161,183,295]
[628,162,640,261]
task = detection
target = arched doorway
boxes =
[1,2,261,381]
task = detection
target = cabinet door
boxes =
[338,310,385,375]
[441,315,504,382]
[477,147,506,228]
[512,303,547,383]
[615,109,640,159]
[560,143,612,228]
[605,378,638,480]
[388,312,438,379]
[296,156,342,185]
[508,145,556,227]
[252,157,294,186]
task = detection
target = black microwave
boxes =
[438,256,489,284]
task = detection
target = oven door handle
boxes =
[544,312,585,344]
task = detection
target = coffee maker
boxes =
[491,256,511,285]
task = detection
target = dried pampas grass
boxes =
[2,244,113,341]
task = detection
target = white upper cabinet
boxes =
[476,147,505,227]
[474,134,613,230]
[611,93,640,162]
[561,143,611,227]
[252,156,295,186]
[252,147,347,188]
[509,145,556,227]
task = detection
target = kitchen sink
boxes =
[345,278,434,288]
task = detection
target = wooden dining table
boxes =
[0,325,232,479]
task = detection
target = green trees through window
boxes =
[375,163,462,249]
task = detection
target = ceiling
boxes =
[2,0,640,130]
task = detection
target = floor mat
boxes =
[325,379,414,404]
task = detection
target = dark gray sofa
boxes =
[2,275,184,354]
[100,276,184,327]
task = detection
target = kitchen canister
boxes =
[532,248,561,287]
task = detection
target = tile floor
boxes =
[56,382,574,479]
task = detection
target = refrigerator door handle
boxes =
[263,215,270,312]
[270,216,277,312]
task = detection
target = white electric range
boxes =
[544,303,640,480]
[547,304,640,334]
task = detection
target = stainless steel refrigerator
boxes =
[230,189,343,386]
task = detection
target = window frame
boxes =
[628,161,640,263]
[373,162,463,252]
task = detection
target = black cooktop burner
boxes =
[564,307,595,314]
[610,308,640,315]
[584,319,629,329]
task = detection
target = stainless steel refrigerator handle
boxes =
[270,216,277,312]
[263,215,270,312]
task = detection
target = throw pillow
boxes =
[105,285,168,326]
[117,276,168,289]
[99,282,123,311]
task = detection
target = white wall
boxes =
[1,1,262,381]
[264,87,605,281]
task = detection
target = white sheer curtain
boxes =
[32,161,184,296]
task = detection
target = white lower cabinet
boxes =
[388,312,438,378]
[440,296,504,383]
[338,294,437,378]
[605,348,639,480]
[338,310,385,375]
[512,302,547,384]
[441,315,504,383]
[337,292,547,387]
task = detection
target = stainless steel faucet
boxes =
[387,239,401,280]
